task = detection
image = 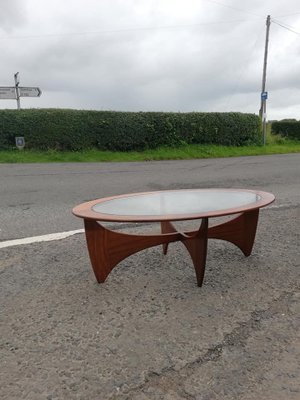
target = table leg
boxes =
[84,219,209,286]
[84,219,181,283]
[161,220,177,254]
[182,218,208,286]
[161,219,209,286]
[208,209,259,256]
[83,211,259,286]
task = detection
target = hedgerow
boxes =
[0,109,261,151]
[271,121,300,140]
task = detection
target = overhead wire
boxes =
[0,0,268,42]
[272,19,299,30]
[273,12,300,18]
[201,0,263,18]
[271,19,300,35]
[223,22,265,111]
[1,4,298,42]
[0,18,263,41]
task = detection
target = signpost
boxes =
[14,72,20,110]
[1,73,42,149]
[0,87,16,99]
[0,73,42,109]
[19,87,42,97]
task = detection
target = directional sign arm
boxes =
[0,87,16,99]
[19,87,42,97]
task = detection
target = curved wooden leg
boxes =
[84,220,181,283]
[161,221,177,254]
[82,210,260,286]
[84,220,111,283]
[208,209,259,256]
[182,218,208,287]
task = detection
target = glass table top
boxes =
[92,190,261,217]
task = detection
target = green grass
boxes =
[0,135,299,163]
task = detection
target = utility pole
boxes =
[259,15,271,145]
[14,72,21,110]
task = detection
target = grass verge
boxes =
[0,138,299,163]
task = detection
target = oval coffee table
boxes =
[73,189,275,286]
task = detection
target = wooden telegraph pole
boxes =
[260,15,271,145]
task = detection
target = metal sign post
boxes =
[0,73,42,109]
[14,72,20,110]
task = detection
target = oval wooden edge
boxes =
[72,188,275,222]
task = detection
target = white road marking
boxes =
[265,203,291,210]
[0,203,293,249]
[0,229,84,249]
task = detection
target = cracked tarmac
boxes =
[1,205,299,399]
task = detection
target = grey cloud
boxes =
[0,0,27,33]
[0,0,300,120]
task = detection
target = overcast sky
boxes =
[1,0,300,120]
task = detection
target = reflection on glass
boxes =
[92,190,261,216]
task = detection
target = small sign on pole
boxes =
[261,91,268,100]
[15,137,25,150]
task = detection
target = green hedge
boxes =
[0,109,261,151]
[271,121,300,140]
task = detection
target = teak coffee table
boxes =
[73,189,275,286]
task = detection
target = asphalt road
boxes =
[0,153,299,240]
[1,154,299,399]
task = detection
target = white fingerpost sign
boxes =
[19,87,42,97]
[0,87,16,99]
[0,73,42,109]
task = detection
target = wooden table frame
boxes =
[73,189,275,286]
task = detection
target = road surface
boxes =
[1,154,299,399]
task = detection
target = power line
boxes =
[224,22,265,111]
[201,0,263,18]
[0,18,262,41]
[273,12,300,18]
[272,19,300,35]
[272,19,299,30]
